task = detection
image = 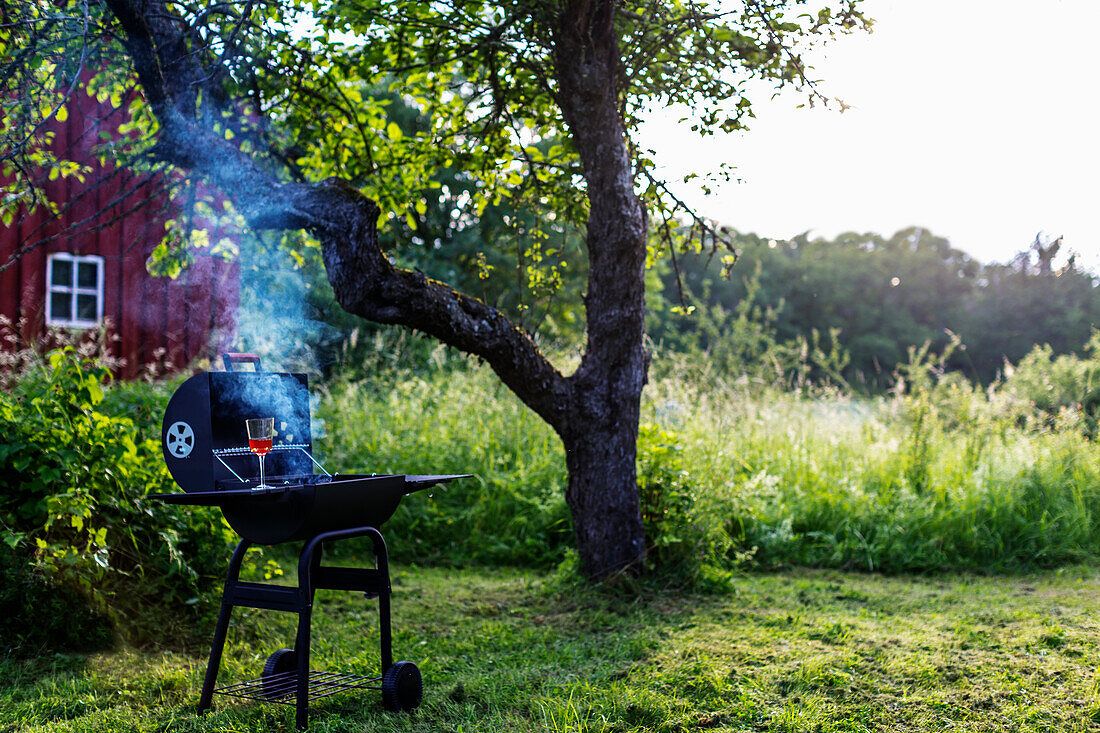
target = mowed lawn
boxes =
[4,566,1100,732]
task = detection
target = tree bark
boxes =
[553,0,649,576]
[560,403,646,577]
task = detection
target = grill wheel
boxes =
[382,661,422,712]
[262,648,298,700]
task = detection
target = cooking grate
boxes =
[211,443,331,481]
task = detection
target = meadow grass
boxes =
[312,353,1100,574]
[5,564,1100,732]
[316,358,570,567]
[647,368,1100,572]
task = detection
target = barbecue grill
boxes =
[154,353,467,728]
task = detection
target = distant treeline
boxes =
[650,227,1100,387]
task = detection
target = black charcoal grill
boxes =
[154,353,467,728]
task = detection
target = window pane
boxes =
[77,261,99,288]
[51,259,72,287]
[50,292,72,322]
[76,293,98,321]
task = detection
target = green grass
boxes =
[5,564,1100,732]
[316,363,571,567]
[11,345,1100,730]
[649,374,1100,571]
[308,357,1100,573]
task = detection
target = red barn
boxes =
[1,84,238,378]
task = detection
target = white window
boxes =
[46,253,104,328]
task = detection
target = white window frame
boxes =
[45,253,105,328]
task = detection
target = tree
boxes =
[959,237,1100,382]
[1,0,869,579]
[653,227,981,387]
[652,226,1100,389]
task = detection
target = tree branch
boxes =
[101,0,572,429]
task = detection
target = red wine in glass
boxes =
[248,437,273,455]
[246,417,275,489]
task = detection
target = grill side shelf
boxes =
[150,474,429,506]
[150,489,282,505]
[403,474,473,493]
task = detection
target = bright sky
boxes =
[639,0,1100,272]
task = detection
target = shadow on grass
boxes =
[7,565,1100,732]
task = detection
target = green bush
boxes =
[0,347,236,651]
[0,545,114,656]
[997,332,1100,437]
[636,424,731,589]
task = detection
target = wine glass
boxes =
[246,417,275,490]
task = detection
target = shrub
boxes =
[0,545,114,656]
[636,424,732,589]
[0,347,237,651]
[998,332,1100,438]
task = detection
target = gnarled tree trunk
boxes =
[552,0,649,575]
[561,407,646,577]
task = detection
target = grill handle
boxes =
[222,352,262,372]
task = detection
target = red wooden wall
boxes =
[0,83,238,378]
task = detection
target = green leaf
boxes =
[85,376,104,405]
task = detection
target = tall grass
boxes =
[650,368,1100,572]
[316,343,570,567]
[313,333,1100,573]
[14,329,1095,656]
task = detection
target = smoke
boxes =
[233,236,335,375]
[228,233,340,452]
[208,371,314,477]
[131,188,329,377]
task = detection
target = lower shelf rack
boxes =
[215,670,382,705]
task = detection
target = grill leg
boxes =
[368,528,394,673]
[198,600,233,714]
[294,604,312,730]
[379,588,393,673]
[293,535,324,729]
[199,539,251,714]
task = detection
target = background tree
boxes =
[958,234,1100,382]
[653,227,1098,388]
[1,0,869,578]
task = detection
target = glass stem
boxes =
[259,454,266,488]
